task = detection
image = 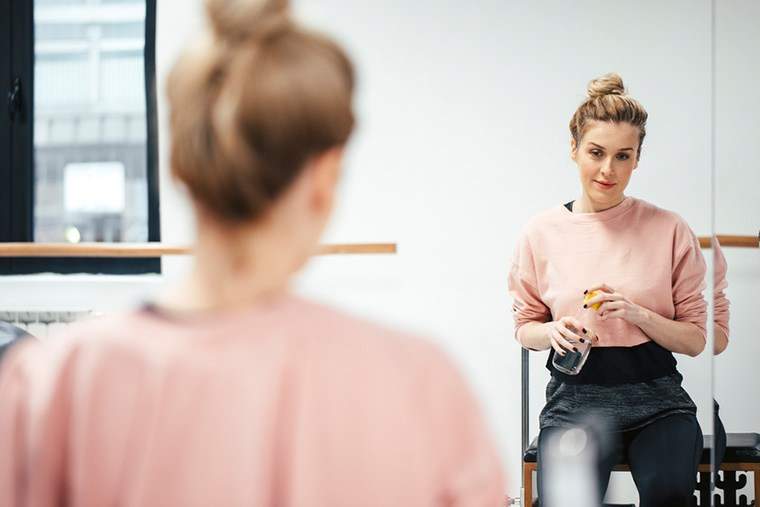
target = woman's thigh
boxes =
[626,413,703,507]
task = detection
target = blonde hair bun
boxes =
[167,0,355,223]
[206,0,290,43]
[569,73,647,159]
[586,73,626,99]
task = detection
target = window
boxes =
[1,0,159,274]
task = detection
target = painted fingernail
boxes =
[573,347,578,352]
[582,328,587,334]
[583,290,588,294]
[583,304,588,309]
[579,338,585,343]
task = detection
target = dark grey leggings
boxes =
[537,413,703,507]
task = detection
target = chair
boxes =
[520,349,760,506]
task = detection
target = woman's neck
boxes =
[573,193,626,213]
[160,216,306,313]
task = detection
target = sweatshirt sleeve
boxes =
[712,238,730,339]
[0,341,71,507]
[508,233,551,343]
[424,346,506,507]
[671,220,707,339]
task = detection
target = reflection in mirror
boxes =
[505,3,715,505]
[515,80,713,507]
[712,0,760,504]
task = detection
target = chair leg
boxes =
[523,463,534,506]
[754,466,759,505]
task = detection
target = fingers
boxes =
[584,292,621,308]
[550,331,575,356]
[561,316,584,332]
[584,283,615,294]
[550,338,570,356]
[585,328,600,345]
[600,309,625,321]
[559,316,599,347]
[598,300,625,314]
[550,322,577,356]
[576,326,593,346]
[557,318,583,341]
[556,325,583,351]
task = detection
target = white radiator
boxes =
[0,310,94,340]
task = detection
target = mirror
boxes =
[507,2,715,505]
[296,3,717,503]
[711,1,760,505]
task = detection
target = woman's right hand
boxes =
[546,316,597,356]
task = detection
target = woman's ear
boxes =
[570,137,578,161]
[309,146,344,214]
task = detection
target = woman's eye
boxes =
[617,153,630,160]
[590,150,602,157]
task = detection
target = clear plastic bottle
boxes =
[542,426,600,507]
[552,291,599,375]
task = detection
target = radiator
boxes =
[0,310,94,340]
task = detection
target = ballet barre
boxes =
[0,242,397,257]
[698,234,759,249]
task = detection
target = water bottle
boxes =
[551,290,600,375]
[542,426,601,507]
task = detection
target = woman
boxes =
[509,73,707,506]
[0,1,504,505]
[713,238,730,469]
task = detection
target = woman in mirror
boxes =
[713,238,730,469]
[0,1,504,505]
[509,73,707,506]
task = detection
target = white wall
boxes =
[714,0,760,442]
[291,2,714,502]
[4,1,758,503]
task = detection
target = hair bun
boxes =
[206,0,290,44]
[586,73,626,99]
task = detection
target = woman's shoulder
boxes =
[519,205,567,236]
[630,197,690,225]
[290,297,453,362]
[0,315,136,407]
[0,300,463,404]
[630,198,703,258]
[629,197,697,235]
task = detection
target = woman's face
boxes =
[571,120,640,209]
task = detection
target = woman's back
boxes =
[0,295,503,506]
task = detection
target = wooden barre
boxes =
[0,243,397,258]
[0,235,755,257]
[698,234,759,249]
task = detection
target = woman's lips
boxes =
[593,180,616,190]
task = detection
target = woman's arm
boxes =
[628,305,705,357]
[713,239,730,355]
[585,284,705,357]
[516,321,553,351]
[517,318,597,355]
[714,325,728,355]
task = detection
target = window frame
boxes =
[0,0,160,275]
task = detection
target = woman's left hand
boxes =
[584,284,647,326]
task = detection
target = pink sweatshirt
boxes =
[509,197,707,348]
[0,294,504,507]
[713,238,730,338]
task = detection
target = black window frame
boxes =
[1,0,160,275]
